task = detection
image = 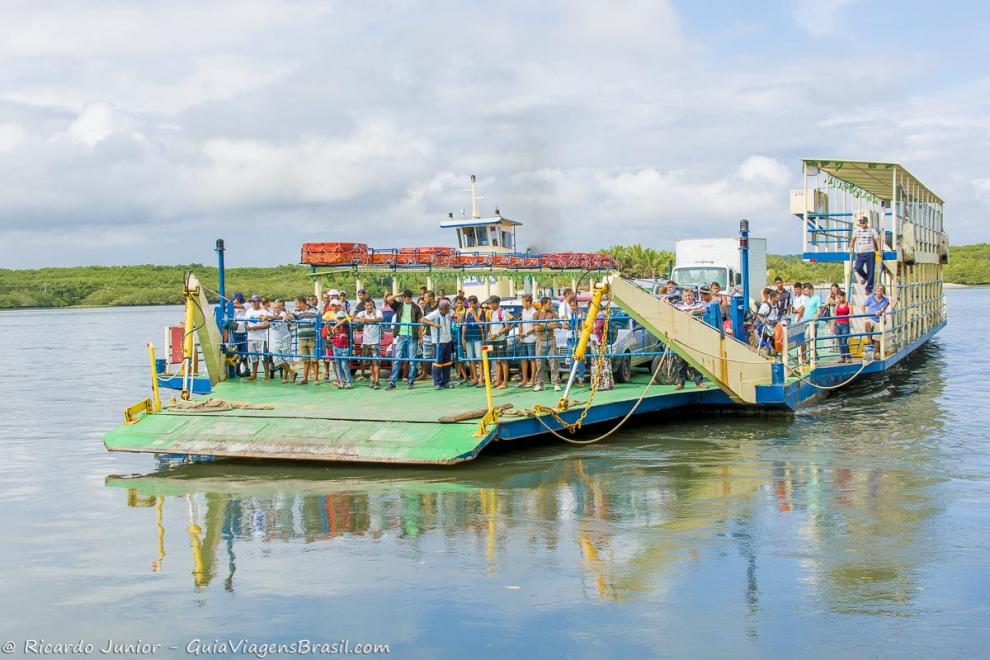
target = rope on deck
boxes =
[168,398,276,412]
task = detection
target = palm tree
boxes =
[601,245,673,278]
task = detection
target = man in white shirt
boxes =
[518,294,538,388]
[852,213,881,294]
[672,290,708,390]
[557,288,575,319]
[243,295,271,381]
[355,299,384,388]
[423,300,455,389]
[267,299,296,383]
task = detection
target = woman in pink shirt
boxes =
[833,291,852,363]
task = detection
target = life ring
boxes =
[773,323,785,353]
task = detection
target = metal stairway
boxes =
[607,276,774,404]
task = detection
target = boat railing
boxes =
[222,313,670,368]
[779,311,887,372]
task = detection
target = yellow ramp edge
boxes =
[607,275,773,403]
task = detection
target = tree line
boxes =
[0,244,985,309]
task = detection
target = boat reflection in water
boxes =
[107,345,946,616]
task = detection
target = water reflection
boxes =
[104,337,952,625]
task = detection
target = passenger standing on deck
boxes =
[518,294,538,388]
[337,290,352,315]
[533,296,561,392]
[834,291,852,363]
[424,300,455,389]
[820,283,842,350]
[261,296,274,376]
[244,295,271,381]
[269,299,297,382]
[330,310,352,389]
[791,282,805,323]
[853,213,882,294]
[382,293,396,323]
[451,298,469,384]
[557,288,575,319]
[709,282,729,316]
[799,283,821,363]
[672,290,707,390]
[485,296,512,389]
[231,292,248,375]
[387,290,423,390]
[461,295,484,386]
[864,285,890,356]
[321,299,342,382]
[419,291,438,381]
[292,296,320,384]
[700,287,723,331]
[355,299,383,389]
[774,277,792,319]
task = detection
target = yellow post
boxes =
[482,344,494,414]
[181,290,196,400]
[559,282,607,406]
[573,283,607,363]
[475,345,497,437]
[147,342,161,412]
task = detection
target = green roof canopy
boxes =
[803,159,943,204]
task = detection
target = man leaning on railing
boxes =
[387,289,423,390]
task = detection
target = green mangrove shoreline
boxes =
[2,244,987,310]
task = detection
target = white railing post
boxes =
[880,314,887,358]
[809,321,817,370]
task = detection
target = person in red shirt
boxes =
[833,291,852,363]
[331,310,352,388]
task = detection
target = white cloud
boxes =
[0,0,986,268]
[66,102,143,146]
[0,123,28,152]
[737,156,792,186]
[794,0,858,37]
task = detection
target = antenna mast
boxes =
[464,174,485,219]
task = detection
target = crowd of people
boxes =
[222,268,889,398]
[226,287,609,393]
[754,276,890,363]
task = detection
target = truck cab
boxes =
[669,264,741,290]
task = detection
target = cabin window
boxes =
[501,230,513,250]
[461,227,478,248]
[490,227,499,246]
[477,227,490,246]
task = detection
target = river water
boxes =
[0,290,987,658]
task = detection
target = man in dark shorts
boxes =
[484,296,513,388]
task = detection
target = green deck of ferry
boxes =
[104,375,713,465]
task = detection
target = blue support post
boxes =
[215,239,227,331]
[731,293,746,341]
[771,362,784,385]
[739,218,750,313]
[733,219,750,341]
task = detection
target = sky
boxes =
[0,0,987,268]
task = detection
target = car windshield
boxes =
[672,267,727,288]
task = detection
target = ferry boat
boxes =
[105,160,948,465]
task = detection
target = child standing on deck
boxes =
[331,311,352,389]
[834,291,852,363]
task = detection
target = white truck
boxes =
[670,237,767,309]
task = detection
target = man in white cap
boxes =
[244,295,271,381]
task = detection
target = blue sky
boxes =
[0,0,986,268]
